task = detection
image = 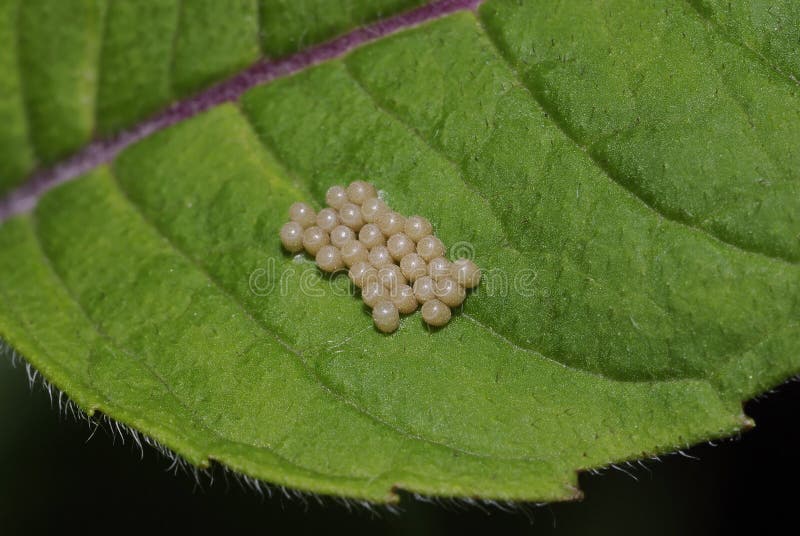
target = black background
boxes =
[1,357,797,535]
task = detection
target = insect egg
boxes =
[348,261,378,288]
[361,197,389,223]
[347,181,378,205]
[421,299,451,327]
[451,258,482,288]
[330,225,355,248]
[392,284,418,314]
[378,265,407,292]
[399,253,427,282]
[302,226,329,255]
[368,245,393,269]
[412,275,436,303]
[281,179,478,334]
[434,277,466,307]
[279,221,304,253]
[416,235,445,262]
[340,239,368,267]
[358,223,386,249]
[372,299,400,333]
[427,256,452,281]
[386,233,415,261]
[339,202,364,231]
[404,215,433,242]
[376,211,405,236]
[316,208,339,232]
[289,202,316,228]
[325,185,348,209]
[316,245,344,273]
[362,281,388,308]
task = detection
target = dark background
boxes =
[1,357,797,535]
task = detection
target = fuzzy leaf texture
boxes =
[1,0,799,503]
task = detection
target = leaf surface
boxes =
[0,0,799,502]
[0,0,425,194]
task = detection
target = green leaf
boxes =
[0,0,425,194]
[1,0,799,503]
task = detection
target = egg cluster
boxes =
[279,181,481,333]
